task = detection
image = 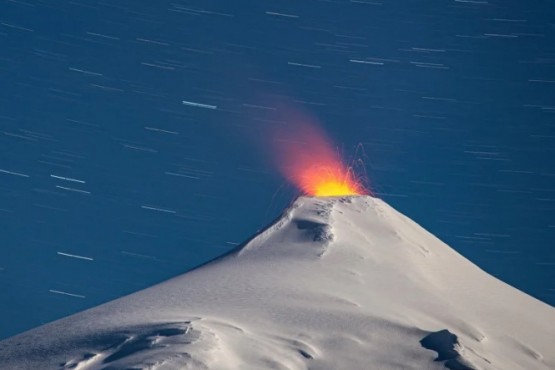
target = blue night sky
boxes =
[1,0,554,339]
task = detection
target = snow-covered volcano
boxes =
[1,196,554,370]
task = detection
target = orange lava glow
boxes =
[300,165,364,197]
[270,111,366,197]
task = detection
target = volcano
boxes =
[1,196,554,369]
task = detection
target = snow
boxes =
[1,195,554,369]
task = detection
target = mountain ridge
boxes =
[1,195,554,370]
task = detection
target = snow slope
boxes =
[1,196,554,370]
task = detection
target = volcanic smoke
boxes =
[270,112,366,197]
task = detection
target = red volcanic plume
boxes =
[269,109,366,197]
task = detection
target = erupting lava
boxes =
[300,165,363,197]
[270,111,366,197]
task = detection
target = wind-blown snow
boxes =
[1,196,554,369]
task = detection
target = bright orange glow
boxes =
[301,165,364,197]
[269,108,366,197]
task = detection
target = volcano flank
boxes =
[1,196,554,370]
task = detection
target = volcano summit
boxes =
[1,196,554,369]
